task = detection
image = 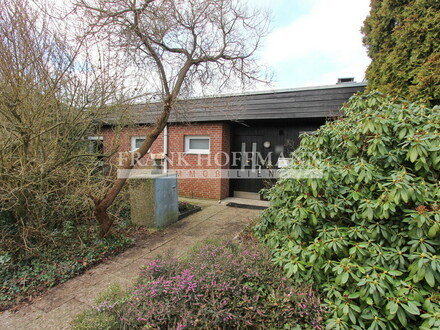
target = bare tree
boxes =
[0,0,130,251]
[76,0,270,236]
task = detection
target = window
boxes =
[87,136,104,169]
[131,136,146,151]
[87,136,104,154]
[185,136,210,154]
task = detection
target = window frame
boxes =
[87,136,104,141]
[131,136,147,152]
[184,135,211,154]
[87,136,104,154]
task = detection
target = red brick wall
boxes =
[100,122,231,200]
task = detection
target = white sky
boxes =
[251,0,372,89]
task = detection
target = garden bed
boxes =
[72,235,326,329]
[0,224,135,312]
[178,201,201,220]
[1,201,204,312]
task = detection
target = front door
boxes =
[230,135,265,199]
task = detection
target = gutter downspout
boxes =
[163,124,168,174]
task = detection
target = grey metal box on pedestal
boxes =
[129,173,179,228]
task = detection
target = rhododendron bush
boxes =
[255,93,440,329]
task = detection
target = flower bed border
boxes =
[178,205,202,220]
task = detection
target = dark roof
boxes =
[103,82,366,125]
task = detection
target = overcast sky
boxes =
[252,0,372,89]
[49,0,372,92]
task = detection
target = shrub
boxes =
[178,201,196,212]
[73,240,326,329]
[254,93,440,329]
[0,0,121,256]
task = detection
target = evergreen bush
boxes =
[255,93,440,329]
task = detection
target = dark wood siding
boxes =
[229,118,326,196]
[231,118,325,163]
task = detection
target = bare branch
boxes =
[74,0,270,236]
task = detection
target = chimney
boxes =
[337,77,355,84]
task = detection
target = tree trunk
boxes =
[93,100,172,237]
[94,202,114,237]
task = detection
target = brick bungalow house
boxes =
[93,81,366,200]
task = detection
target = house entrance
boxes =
[230,135,267,200]
[229,119,324,199]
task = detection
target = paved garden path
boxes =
[0,200,261,330]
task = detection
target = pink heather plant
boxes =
[90,241,326,329]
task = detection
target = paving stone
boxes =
[0,305,45,330]
[112,245,155,266]
[31,278,86,313]
[75,274,132,307]
[110,259,145,280]
[27,298,90,330]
